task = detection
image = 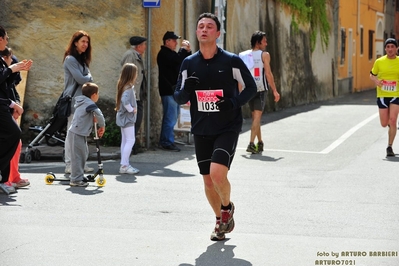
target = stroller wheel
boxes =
[34,149,41,160]
[19,152,25,163]
[25,152,32,163]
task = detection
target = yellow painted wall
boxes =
[339,0,384,92]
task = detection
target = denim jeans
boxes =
[159,95,179,147]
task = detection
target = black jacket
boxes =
[174,47,257,135]
[157,45,191,96]
[0,56,16,107]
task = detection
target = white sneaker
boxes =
[0,183,17,195]
[65,165,71,174]
[70,180,89,187]
[84,166,94,173]
[119,165,140,174]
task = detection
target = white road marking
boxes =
[319,112,378,154]
[238,112,379,155]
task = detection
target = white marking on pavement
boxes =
[237,147,320,154]
[319,112,378,154]
[238,112,379,155]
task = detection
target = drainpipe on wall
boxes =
[183,0,186,36]
[146,9,152,149]
[357,0,360,35]
[360,0,362,90]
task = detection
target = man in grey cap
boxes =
[121,36,147,154]
[157,31,191,151]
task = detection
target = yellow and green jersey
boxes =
[371,55,399,97]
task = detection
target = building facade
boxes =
[337,0,399,93]
[1,0,338,146]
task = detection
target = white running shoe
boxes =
[65,165,71,174]
[70,180,89,187]
[119,165,140,174]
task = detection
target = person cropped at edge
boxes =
[0,47,30,189]
[157,31,192,152]
[370,38,399,157]
[0,26,33,195]
[63,30,95,174]
[67,82,105,187]
[121,36,148,155]
[174,13,257,241]
[239,31,280,154]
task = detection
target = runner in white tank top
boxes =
[239,31,280,154]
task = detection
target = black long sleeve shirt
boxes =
[174,47,257,135]
[157,45,191,96]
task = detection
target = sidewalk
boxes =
[21,142,121,162]
[21,135,193,163]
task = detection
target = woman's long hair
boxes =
[63,30,92,67]
[116,63,138,110]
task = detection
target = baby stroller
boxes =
[21,101,68,163]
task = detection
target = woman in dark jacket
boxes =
[0,47,30,189]
[0,26,32,195]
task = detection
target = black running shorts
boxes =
[248,91,266,111]
[377,97,399,109]
[194,131,239,175]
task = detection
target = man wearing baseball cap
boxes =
[370,38,399,157]
[157,31,192,151]
[163,31,180,41]
[121,35,147,154]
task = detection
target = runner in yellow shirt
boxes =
[370,38,399,156]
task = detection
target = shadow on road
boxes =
[115,175,137,183]
[0,194,20,206]
[241,154,284,162]
[65,186,104,195]
[179,240,252,266]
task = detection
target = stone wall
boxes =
[226,0,336,114]
[1,0,147,142]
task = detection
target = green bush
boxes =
[101,120,121,147]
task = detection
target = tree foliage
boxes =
[278,0,331,51]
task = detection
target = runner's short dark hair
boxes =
[251,31,266,48]
[197,13,221,31]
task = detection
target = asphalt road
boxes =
[1,89,399,266]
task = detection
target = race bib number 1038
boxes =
[195,89,223,112]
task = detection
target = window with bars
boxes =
[340,28,346,65]
[369,30,374,60]
[360,27,363,55]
